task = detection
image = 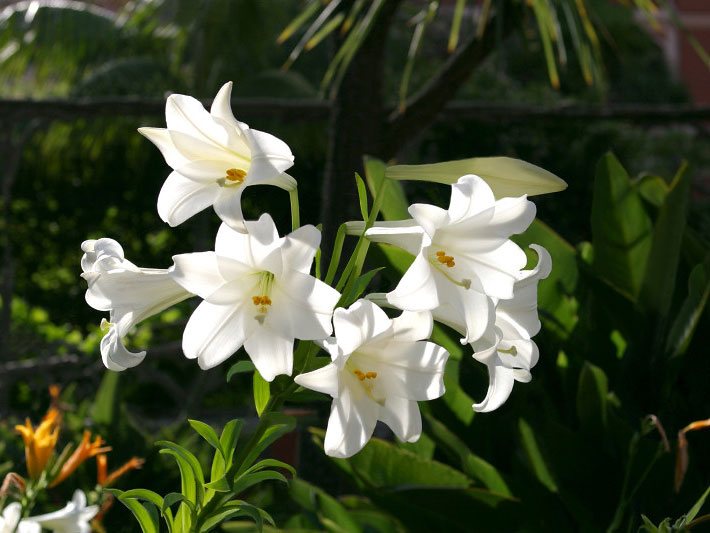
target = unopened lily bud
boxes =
[385,157,567,198]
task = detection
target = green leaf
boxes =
[276,0,320,44]
[119,489,164,509]
[253,371,271,417]
[235,413,296,474]
[91,370,119,426]
[290,478,360,533]
[244,458,296,478]
[157,441,205,507]
[210,420,243,496]
[424,414,511,496]
[639,163,690,317]
[162,492,195,514]
[441,357,474,426]
[354,172,369,221]
[232,470,288,496]
[189,419,224,458]
[364,156,409,221]
[227,360,256,382]
[591,153,653,300]
[340,267,384,307]
[447,0,467,52]
[204,475,231,492]
[113,493,160,533]
[311,428,470,489]
[686,485,710,522]
[666,261,710,358]
[518,418,558,493]
[575,362,608,435]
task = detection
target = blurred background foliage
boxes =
[0,0,708,531]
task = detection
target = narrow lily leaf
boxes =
[340,267,384,307]
[244,458,297,478]
[591,153,652,300]
[232,470,289,496]
[365,156,409,220]
[686,485,710,522]
[234,413,296,474]
[204,475,231,492]
[666,262,710,359]
[399,2,438,112]
[639,163,690,318]
[157,441,205,505]
[253,370,270,417]
[189,419,224,458]
[284,0,342,70]
[162,492,195,514]
[200,507,253,532]
[355,172,369,221]
[325,223,348,285]
[211,419,243,488]
[306,12,345,51]
[276,0,321,44]
[226,360,256,382]
[310,428,471,489]
[341,0,366,34]
[447,0,466,52]
[531,0,560,89]
[385,156,567,198]
[518,418,558,493]
[290,478,361,532]
[119,489,164,509]
[91,370,119,425]
[425,414,511,495]
[115,497,160,533]
[576,362,608,436]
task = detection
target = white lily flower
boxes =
[138,81,295,231]
[81,238,191,371]
[0,503,40,533]
[362,174,535,344]
[424,245,551,412]
[31,490,98,533]
[295,300,449,458]
[171,214,340,380]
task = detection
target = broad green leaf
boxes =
[204,475,231,492]
[113,494,160,533]
[666,261,710,358]
[639,163,690,317]
[424,414,511,496]
[189,419,224,458]
[354,172,369,221]
[385,156,567,198]
[227,361,256,382]
[637,174,669,207]
[364,156,409,221]
[576,362,608,435]
[253,371,270,417]
[591,153,652,300]
[441,357,474,426]
[290,478,360,533]
[311,428,470,489]
[518,418,558,493]
[91,370,119,426]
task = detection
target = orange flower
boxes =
[96,454,144,487]
[49,430,111,487]
[15,408,61,480]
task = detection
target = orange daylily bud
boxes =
[101,457,145,487]
[674,418,710,492]
[15,411,61,480]
[96,454,108,486]
[49,430,111,488]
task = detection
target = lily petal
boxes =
[157,171,220,227]
[243,328,294,381]
[333,300,392,357]
[387,254,439,312]
[473,365,516,413]
[380,396,422,442]
[294,363,340,398]
[323,385,378,458]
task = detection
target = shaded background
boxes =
[0,1,708,531]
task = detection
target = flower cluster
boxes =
[81,82,561,458]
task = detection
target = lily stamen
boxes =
[225,168,246,184]
[435,250,456,268]
[353,369,377,381]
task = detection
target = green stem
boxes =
[324,223,348,285]
[335,176,389,295]
[289,188,300,231]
